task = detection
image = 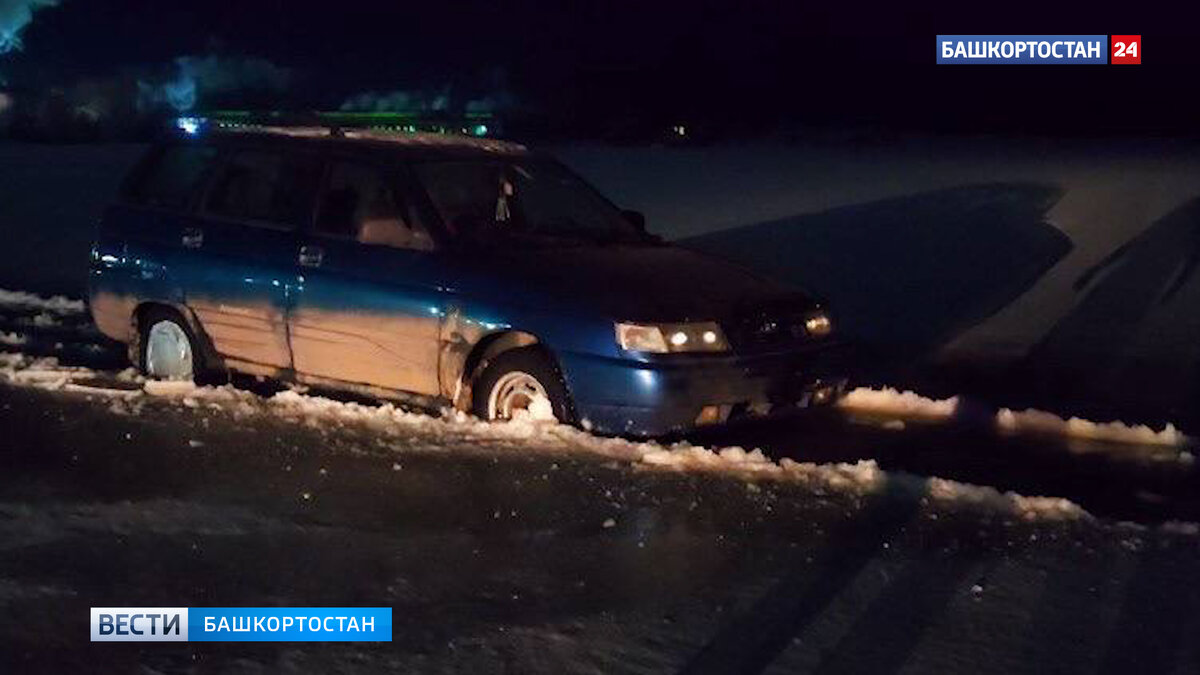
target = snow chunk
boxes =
[1159,521,1200,536]
[525,393,556,422]
[143,380,201,397]
[839,387,959,420]
[925,477,1085,521]
[996,408,1187,448]
[30,313,62,328]
[0,355,95,390]
[115,368,145,383]
[779,458,887,494]
[63,382,141,398]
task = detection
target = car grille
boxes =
[726,303,822,354]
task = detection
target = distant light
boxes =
[176,117,201,135]
[471,124,489,137]
[669,331,689,346]
[702,330,717,344]
[805,314,832,337]
[673,124,687,137]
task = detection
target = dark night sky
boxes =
[6,0,1200,136]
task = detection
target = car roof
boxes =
[189,125,530,162]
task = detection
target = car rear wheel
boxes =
[472,347,573,423]
[140,309,199,382]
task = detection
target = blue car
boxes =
[88,122,844,436]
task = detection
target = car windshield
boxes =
[414,159,647,245]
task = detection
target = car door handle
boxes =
[181,228,204,248]
[298,245,324,267]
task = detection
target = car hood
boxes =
[454,243,815,321]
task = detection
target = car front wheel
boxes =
[472,347,573,424]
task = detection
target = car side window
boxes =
[125,144,218,210]
[315,161,435,251]
[204,150,319,228]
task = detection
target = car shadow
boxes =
[1021,195,1200,426]
[682,183,1070,381]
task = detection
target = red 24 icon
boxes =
[1111,35,1141,64]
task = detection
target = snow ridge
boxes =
[0,288,85,314]
[996,407,1187,448]
[0,354,1090,523]
[842,386,1189,449]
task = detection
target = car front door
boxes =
[287,158,446,395]
[179,146,319,374]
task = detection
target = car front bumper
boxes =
[560,343,849,437]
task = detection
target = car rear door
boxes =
[179,145,320,373]
[287,157,446,396]
[90,142,220,340]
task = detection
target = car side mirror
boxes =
[622,210,647,233]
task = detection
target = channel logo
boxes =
[937,35,1118,64]
[90,607,392,642]
[91,607,188,642]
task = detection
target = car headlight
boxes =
[615,321,730,353]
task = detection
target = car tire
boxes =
[472,347,574,424]
[139,308,203,382]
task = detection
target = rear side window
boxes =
[204,150,320,228]
[125,144,217,209]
